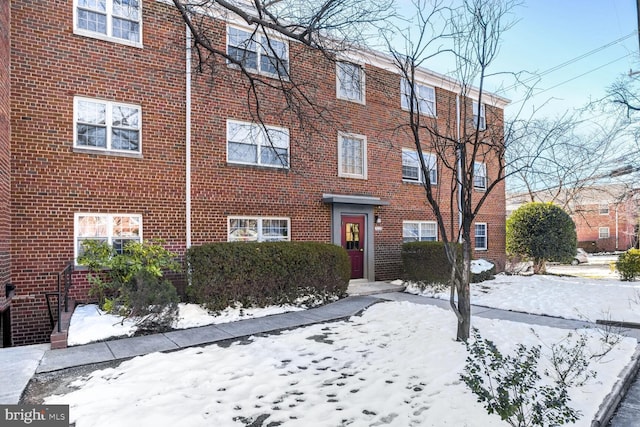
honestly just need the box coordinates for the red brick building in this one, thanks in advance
[3,1,508,346]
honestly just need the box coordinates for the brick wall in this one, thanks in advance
[9,0,506,345]
[575,200,638,252]
[10,0,186,344]
[0,0,11,319]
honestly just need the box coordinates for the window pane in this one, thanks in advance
[77,124,107,148]
[113,0,140,20]
[229,218,258,241]
[420,223,437,241]
[228,142,258,163]
[228,46,258,70]
[403,223,419,242]
[78,101,106,125]
[112,105,139,128]
[111,129,139,150]
[113,216,140,238]
[260,146,288,167]
[338,62,362,101]
[262,219,288,241]
[341,137,363,175]
[402,151,419,181]
[78,0,106,11]
[77,9,107,34]
[78,215,108,237]
[112,18,139,42]
[400,79,411,110]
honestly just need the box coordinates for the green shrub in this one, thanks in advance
[507,202,576,274]
[617,249,640,281]
[461,329,582,427]
[78,240,182,331]
[186,241,350,312]
[402,241,462,284]
[471,266,496,283]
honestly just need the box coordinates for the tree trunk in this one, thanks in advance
[533,258,546,274]
[456,280,471,341]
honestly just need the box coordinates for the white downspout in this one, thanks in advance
[615,205,619,250]
[185,24,192,249]
[456,95,462,236]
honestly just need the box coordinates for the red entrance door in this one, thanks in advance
[342,215,365,279]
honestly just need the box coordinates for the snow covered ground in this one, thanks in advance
[68,303,304,346]
[55,267,640,426]
[407,273,640,324]
[47,301,637,427]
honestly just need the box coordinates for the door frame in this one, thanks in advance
[328,203,375,282]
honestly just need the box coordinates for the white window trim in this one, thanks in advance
[475,222,488,250]
[226,120,290,169]
[227,216,291,242]
[73,0,143,48]
[402,148,437,185]
[74,96,142,155]
[473,161,487,190]
[74,212,143,263]
[338,132,368,180]
[599,204,609,215]
[401,78,436,117]
[336,61,366,104]
[402,221,438,242]
[599,227,610,239]
[226,25,289,78]
[473,101,486,131]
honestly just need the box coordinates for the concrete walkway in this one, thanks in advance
[2,287,640,426]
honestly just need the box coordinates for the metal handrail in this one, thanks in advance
[46,262,74,332]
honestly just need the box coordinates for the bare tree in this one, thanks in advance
[171,0,395,152]
[386,0,519,341]
[171,0,519,342]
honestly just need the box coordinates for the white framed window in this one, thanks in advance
[74,0,142,47]
[74,97,141,154]
[475,223,487,250]
[338,132,367,179]
[337,62,365,103]
[227,26,289,78]
[401,78,436,116]
[403,221,438,243]
[227,120,290,168]
[473,101,486,130]
[74,213,142,261]
[228,217,290,242]
[402,149,437,184]
[599,227,610,239]
[599,204,609,215]
[473,162,487,190]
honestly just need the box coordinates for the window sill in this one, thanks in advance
[226,63,290,82]
[403,179,437,186]
[74,147,143,159]
[226,161,290,171]
[337,95,366,106]
[74,29,143,49]
[338,173,368,180]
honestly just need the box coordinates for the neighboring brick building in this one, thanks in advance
[5,1,508,346]
[1,0,11,347]
[507,184,640,253]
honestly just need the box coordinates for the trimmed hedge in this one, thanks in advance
[186,241,350,311]
[402,241,462,284]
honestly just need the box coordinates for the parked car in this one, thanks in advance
[571,248,589,265]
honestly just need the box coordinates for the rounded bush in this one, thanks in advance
[506,202,576,273]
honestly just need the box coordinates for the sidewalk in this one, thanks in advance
[2,290,640,411]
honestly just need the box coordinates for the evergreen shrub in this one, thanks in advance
[186,241,350,312]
